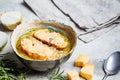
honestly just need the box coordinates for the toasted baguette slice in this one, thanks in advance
[33,29,68,50]
[0,11,22,30]
[20,36,55,60]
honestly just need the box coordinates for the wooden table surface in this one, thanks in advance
[0,0,120,80]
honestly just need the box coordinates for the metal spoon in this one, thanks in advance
[102,51,120,80]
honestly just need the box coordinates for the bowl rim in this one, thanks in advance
[10,20,77,61]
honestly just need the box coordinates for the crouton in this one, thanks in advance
[67,70,81,80]
[75,54,90,67]
[80,64,94,80]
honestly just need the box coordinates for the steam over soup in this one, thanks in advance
[16,28,71,60]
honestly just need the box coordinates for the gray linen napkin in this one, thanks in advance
[24,0,120,43]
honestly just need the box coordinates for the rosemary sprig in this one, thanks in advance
[0,68,15,80]
[50,67,67,80]
[0,60,26,80]
[0,60,16,80]
[18,73,26,80]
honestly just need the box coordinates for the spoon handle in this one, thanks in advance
[102,74,108,80]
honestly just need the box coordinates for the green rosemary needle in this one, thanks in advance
[0,60,26,80]
[50,67,67,80]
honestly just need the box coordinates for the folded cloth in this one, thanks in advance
[24,0,120,43]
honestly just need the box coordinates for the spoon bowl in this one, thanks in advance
[102,51,120,80]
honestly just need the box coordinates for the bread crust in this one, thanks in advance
[20,37,56,60]
[0,11,22,30]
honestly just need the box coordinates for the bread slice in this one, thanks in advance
[20,36,56,60]
[33,29,68,50]
[0,11,22,30]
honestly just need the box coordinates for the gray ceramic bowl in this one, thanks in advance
[11,20,76,72]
